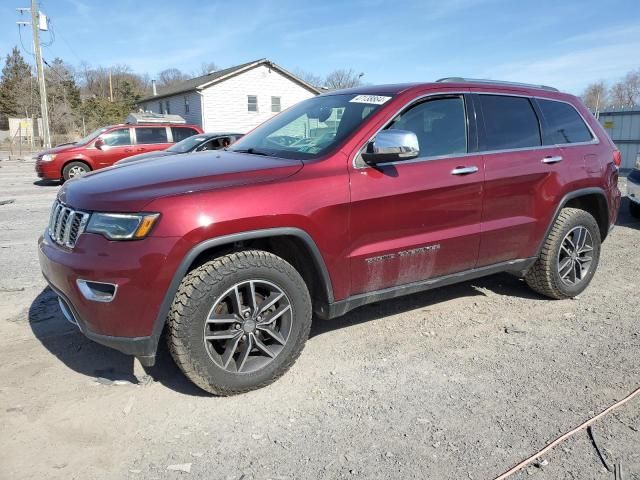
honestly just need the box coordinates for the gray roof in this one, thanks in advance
[140,59,320,102]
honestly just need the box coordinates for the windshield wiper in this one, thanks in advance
[230,148,272,156]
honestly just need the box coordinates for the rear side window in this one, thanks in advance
[136,127,168,144]
[388,96,467,157]
[537,99,593,144]
[479,95,541,150]
[101,128,131,146]
[172,127,198,142]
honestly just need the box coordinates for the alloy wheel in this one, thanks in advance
[203,280,293,373]
[68,165,87,178]
[557,226,593,286]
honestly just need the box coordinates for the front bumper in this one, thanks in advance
[628,170,640,205]
[35,160,60,180]
[38,231,182,365]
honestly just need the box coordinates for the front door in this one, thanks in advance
[348,94,484,295]
[92,127,134,167]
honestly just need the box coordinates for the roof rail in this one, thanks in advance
[435,77,559,92]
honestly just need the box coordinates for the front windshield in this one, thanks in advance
[168,135,208,153]
[229,93,393,159]
[76,127,109,145]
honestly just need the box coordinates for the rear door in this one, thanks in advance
[133,126,172,155]
[348,94,485,294]
[473,92,565,266]
[92,127,134,167]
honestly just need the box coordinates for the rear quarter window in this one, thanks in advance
[537,99,593,144]
[136,127,168,144]
[478,95,541,150]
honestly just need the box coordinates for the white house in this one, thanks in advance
[139,59,319,133]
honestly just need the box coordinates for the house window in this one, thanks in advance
[159,101,164,114]
[271,96,281,113]
[184,96,190,113]
[165,100,171,115]
[248,95,258,112]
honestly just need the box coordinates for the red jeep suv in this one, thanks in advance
[38,79,621,395]
[35,123,203,181]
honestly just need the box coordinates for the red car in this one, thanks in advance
[35,123,203,181]
[39,79,621,395]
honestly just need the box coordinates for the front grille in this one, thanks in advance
[48,200,90,248]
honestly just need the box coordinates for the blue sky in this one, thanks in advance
[1,0,639,94]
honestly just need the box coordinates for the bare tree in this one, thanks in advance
[609,70,640,108]
[293,68,323,88]
[324,68,364,90]
[198,61,220,76]
[157,68,191,88]
[582,81,608,113]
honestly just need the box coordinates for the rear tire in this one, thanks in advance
[630,201,640,218]
[167,250,312,396]
[525,208,601,299]
[62,161,91,181]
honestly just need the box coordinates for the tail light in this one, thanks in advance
[613,150,622,168]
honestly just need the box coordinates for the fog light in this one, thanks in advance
[76,279,118,302]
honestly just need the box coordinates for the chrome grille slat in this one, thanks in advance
[47,201,89,248]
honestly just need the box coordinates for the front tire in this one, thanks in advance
[167,250,312,395]
[525,208,601,299]
[62,161,91,181]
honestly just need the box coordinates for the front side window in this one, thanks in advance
[537,99,593,144]
[479,95,541,150]
[248,95,258,112]
[387,96,467,157]
[101,128,131,147]
[136,127,168,144]
[271,96,281,113]
[230,93,390,159]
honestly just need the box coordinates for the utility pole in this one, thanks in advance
[17,1,51,148]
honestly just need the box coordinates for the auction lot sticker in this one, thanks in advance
[350,95,392,105]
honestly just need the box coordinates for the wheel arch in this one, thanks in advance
[148,228,334,353]
[536,187,610,258]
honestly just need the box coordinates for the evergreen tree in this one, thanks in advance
[0,46,35,127]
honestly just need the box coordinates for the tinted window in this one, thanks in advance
[136,127,168,144]
[388,96,467,157]
[537,99,593,144]
[101,128,131,146]
[172,127,198,142]
[479,95,541,150]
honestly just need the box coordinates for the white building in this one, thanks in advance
[139,59,319,133]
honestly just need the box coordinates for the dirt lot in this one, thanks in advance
[0,155,638,480]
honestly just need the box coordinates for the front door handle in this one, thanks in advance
[542,155,563,164]
[451,166,479,175]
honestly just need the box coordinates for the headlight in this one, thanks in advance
[86,212,160,240]
[41,154,56,162]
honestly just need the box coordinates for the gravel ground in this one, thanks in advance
[0,155,638,480]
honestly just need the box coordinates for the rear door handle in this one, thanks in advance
[542,155,563,164]
[451,166,479,175]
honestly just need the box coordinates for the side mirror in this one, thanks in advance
[361,130,419,165]
[95,138,105,150]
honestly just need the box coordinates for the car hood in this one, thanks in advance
[58,151,304,211]
[37,142,84,156]
[116,150,174,165]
